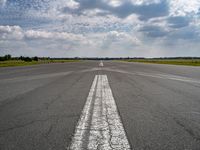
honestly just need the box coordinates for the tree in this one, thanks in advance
[0,54,12,61]
[33,56,39,61]
[4,54,12,60]
[23,57,32,62]
[19,56,32,62]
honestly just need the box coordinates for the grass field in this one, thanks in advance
[123,59,200,66]
[0,60,80,67]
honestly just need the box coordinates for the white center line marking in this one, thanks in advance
[99,61,104,67]
[69,75,131,150]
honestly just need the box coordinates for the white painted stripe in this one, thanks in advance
[99,61,104,67]
[69,75,98,149]
[69,75,131,150]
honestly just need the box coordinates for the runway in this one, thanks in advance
[0,61,200,150]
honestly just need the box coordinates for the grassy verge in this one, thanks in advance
[123,59,200,66]
[0,60,80,67]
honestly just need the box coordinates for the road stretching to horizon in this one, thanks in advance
[0,61,200,150]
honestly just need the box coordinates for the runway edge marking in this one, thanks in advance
[68,75,131,150]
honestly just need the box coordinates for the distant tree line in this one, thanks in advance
[0,54,41,62]
[1,54,200,61]
[0,54,12,61]
[19,56,39,62]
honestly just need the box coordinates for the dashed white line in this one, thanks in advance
[69,75,131,150]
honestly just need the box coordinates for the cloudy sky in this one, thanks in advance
[0,0,200,57]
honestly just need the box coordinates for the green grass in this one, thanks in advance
[123,59,200,66]
[0,60,80,67]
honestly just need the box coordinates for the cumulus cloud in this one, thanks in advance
[0,25,144,57]
[169,0,200,16]
[25,30,86,42]
[130,0,161,5]
[65,0,80,9]
[104,0,123,7]
[0,25,140,46]
[0,25,24,40]
[0,0,200,57]
[0,25,86,41]
[73,0,169,20]
[102,31,141,48]
[0,0,6,7]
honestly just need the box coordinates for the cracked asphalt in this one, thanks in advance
[0,61,200,150]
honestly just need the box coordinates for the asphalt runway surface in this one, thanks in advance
[0,61,200,150]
